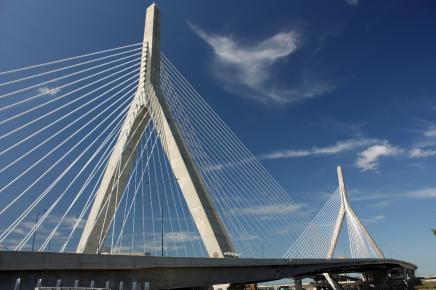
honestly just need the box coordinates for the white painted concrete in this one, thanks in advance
[78,4,234,257]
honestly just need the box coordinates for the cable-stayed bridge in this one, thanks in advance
[0,4,416,290]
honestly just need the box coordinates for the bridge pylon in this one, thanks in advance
[77,3,235,257]
[286,166,384,260]
[327,166,384,259]
[322,166,385,290]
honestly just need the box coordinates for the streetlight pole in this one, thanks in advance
[261,237,264,258]
[161,186,164,257]
[160,177,178,257]
[31,209,47,252]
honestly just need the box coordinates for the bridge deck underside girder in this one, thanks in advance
[0,251,416,290]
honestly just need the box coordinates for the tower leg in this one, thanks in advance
[323,274,344,290]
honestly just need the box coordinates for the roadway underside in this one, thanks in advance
[0,251,416,290]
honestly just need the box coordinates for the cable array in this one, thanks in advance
[160,54,311,258]
[1,43,380,260]
[284,188,343,258]
[284,187,383,259]
[0,42,146,251]
[0,43,205,256]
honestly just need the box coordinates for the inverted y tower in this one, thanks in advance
[327,166,384,259]
[321,166,385,290]
[77,4,235,257]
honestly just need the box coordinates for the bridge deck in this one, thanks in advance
[0,251,416,290]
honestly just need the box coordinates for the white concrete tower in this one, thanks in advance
[323,166,384,290]
[77,3,235,257]
[337,166,384,258]
[325,166,347,258]
[326,166,384,259]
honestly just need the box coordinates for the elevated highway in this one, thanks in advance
[0,251,416,290]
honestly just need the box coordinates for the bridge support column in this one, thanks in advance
[294,279,303,290]
[322,273,344,290]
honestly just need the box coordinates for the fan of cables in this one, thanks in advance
[0,42,318,258]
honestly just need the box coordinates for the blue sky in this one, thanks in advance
[0,0,435,275]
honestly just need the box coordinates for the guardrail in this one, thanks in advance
[35,288,110,290]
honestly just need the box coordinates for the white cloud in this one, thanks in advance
[355,143,402,172]
[352,187,436,209]
[114,241,186,255]
[363,215,384,223]
[409,147,436,158]
[236,233,257,241]
[424,125,436,138]
[7,215,84,241]
[165,231,201,243]
[406,124,436,158]
[259,138,377,160]
[346,0,359,5]
[37,86,61,96]
[190,23,334,104]
[190,23,297,86]
[202,157,255,173]
[405,187,436,199]
[369,200,392,208]
[203,163,226,172]
[237,203,303,217]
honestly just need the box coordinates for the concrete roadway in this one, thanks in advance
[0,251,417,290]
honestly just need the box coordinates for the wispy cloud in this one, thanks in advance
[260,132,434,170]
[236,203,303,217]
[346,0,359,6]
[202,157,256,173]
[355,142,402,172]
[259,138,377,160]
[165,231,201,243]
[351,186,436,208]
[37,86,61,96]
[405,187,436,199]
[363,215,385,223]
[0,214,86,251]
[424,125,436,137]
[409,147,436,158]
[190,23,334,104]
[406,124,436,158]
[113,240,187,255]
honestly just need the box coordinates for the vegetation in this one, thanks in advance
[416,280,436,289]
